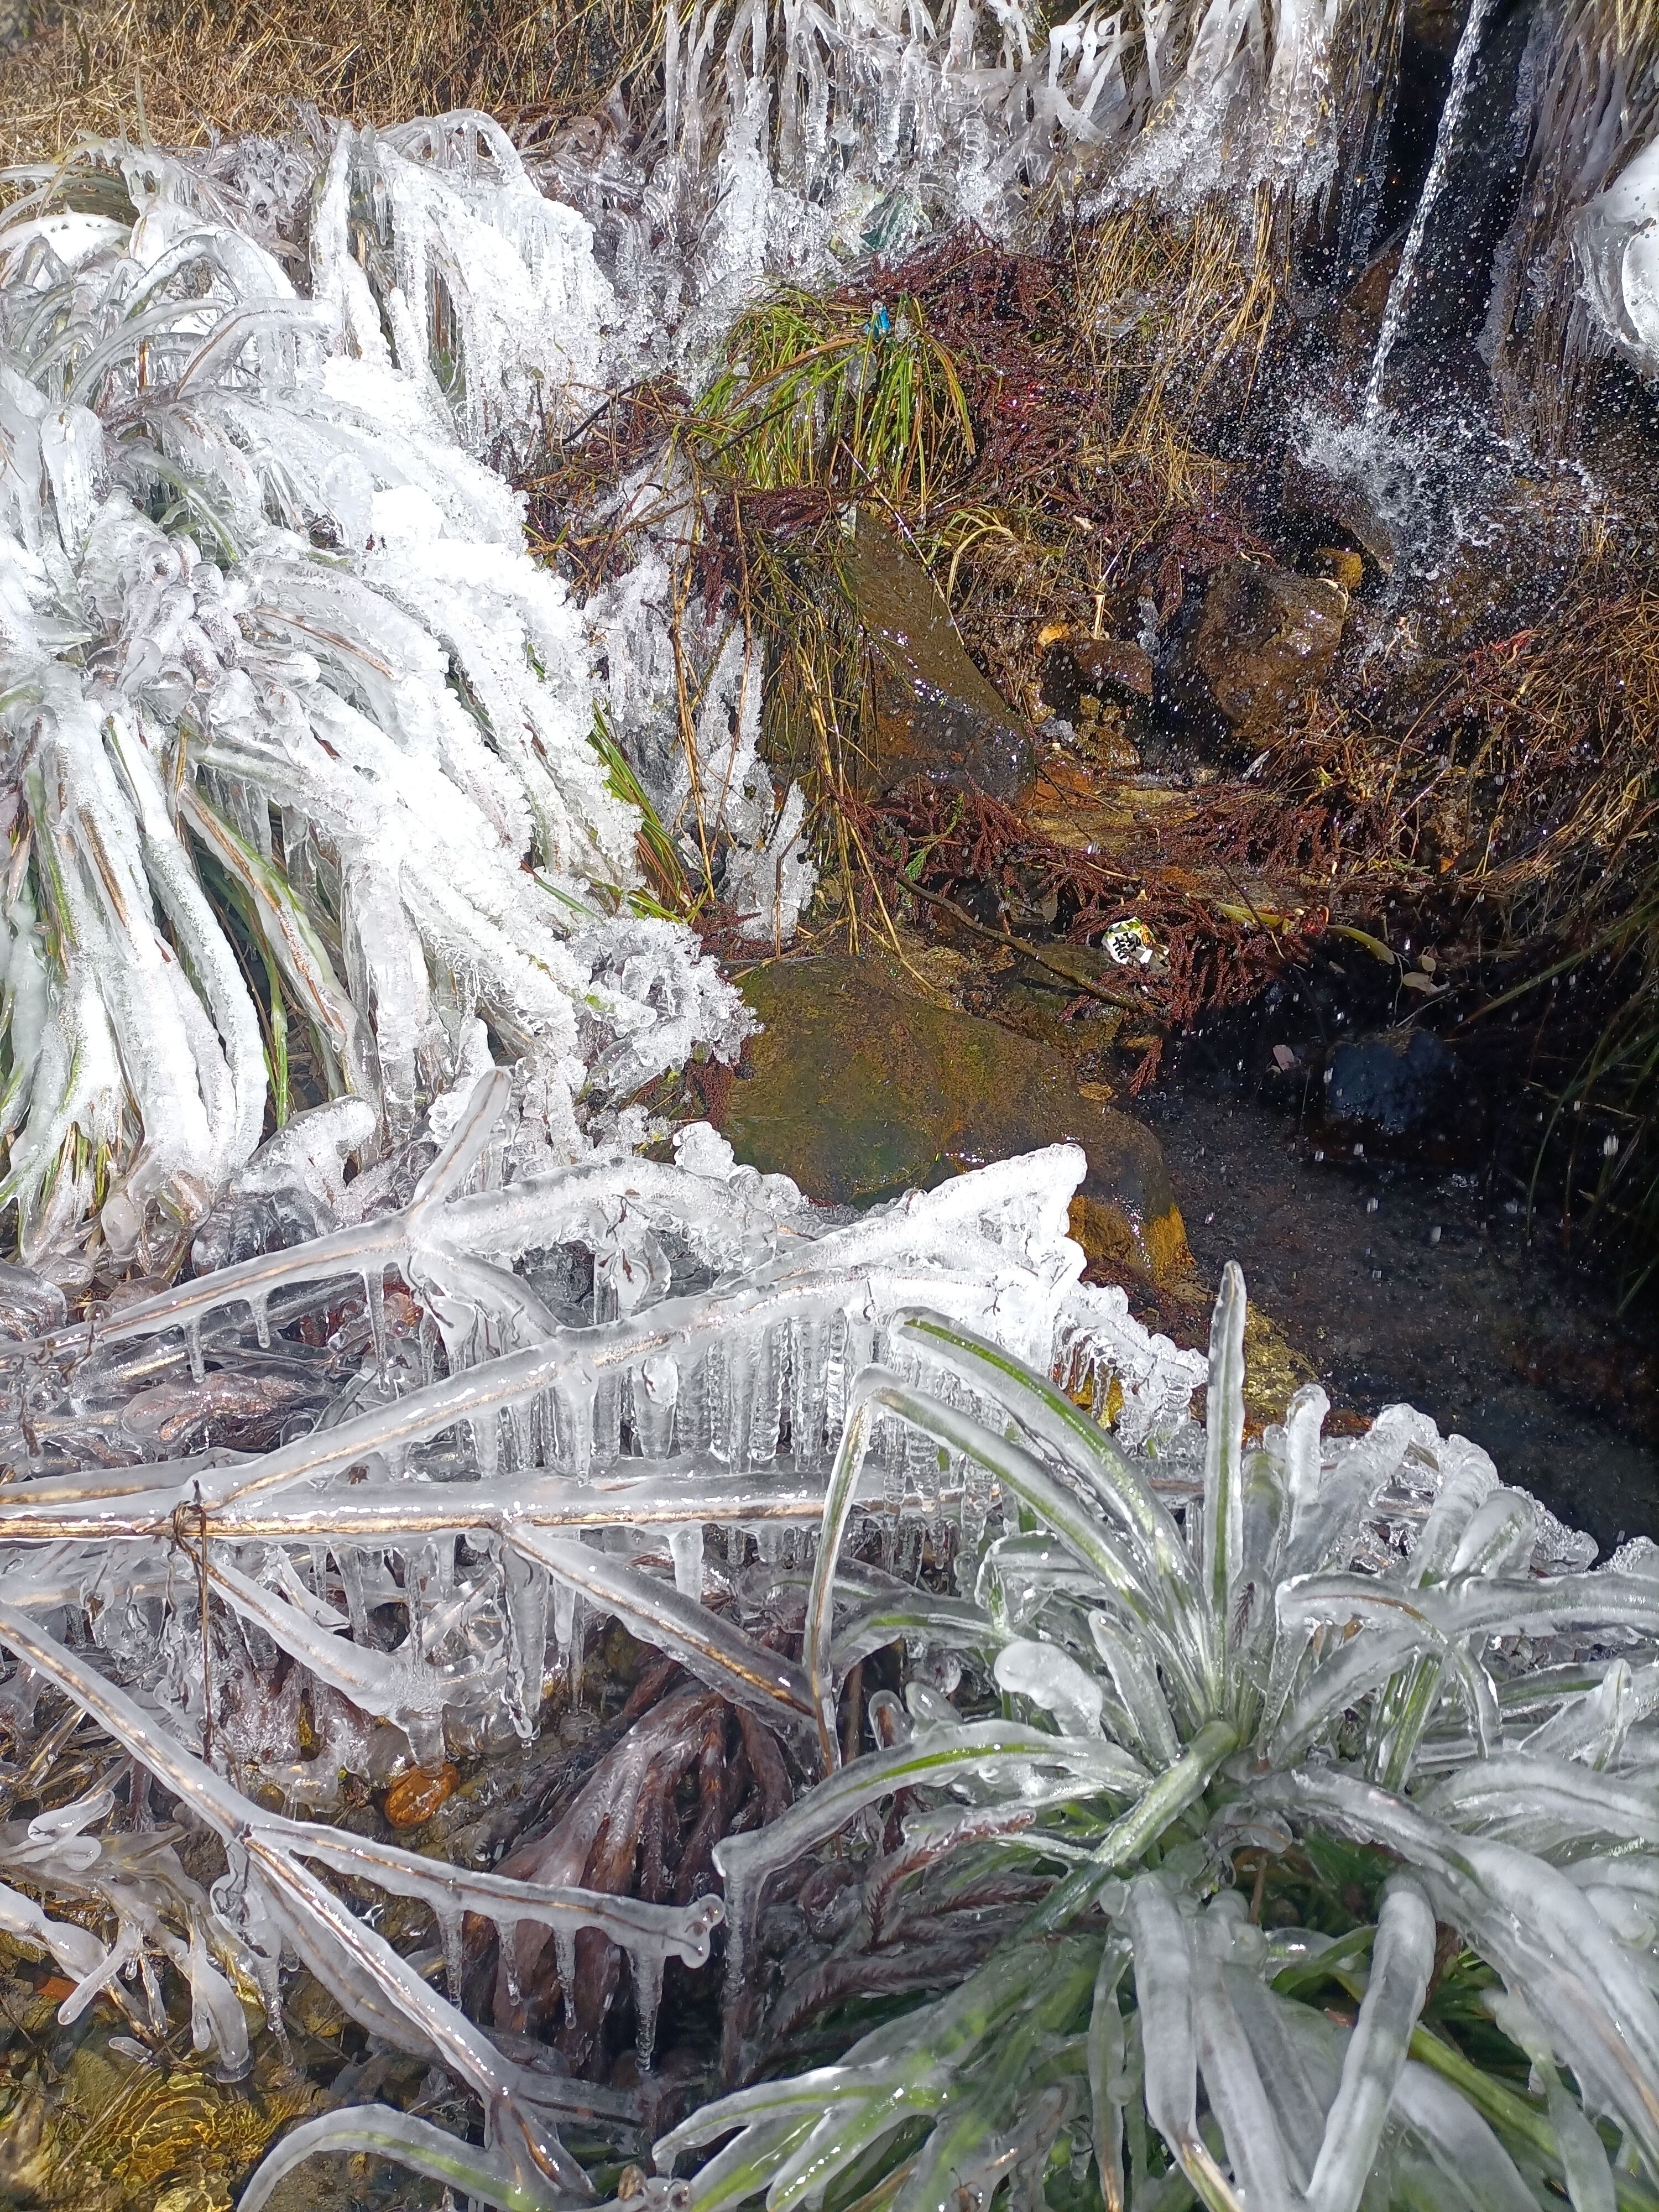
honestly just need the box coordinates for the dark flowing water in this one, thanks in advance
[1142,1071,1659,1554]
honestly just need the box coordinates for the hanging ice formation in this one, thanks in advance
[0,125,755,1271]
[0,1074,1627,2210]
[586,570,819,942]
[0,1075,1200,2185]
[526,0,1386,377]
[1575,132,1659,381]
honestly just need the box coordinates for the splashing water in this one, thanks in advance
[1361,0,1494,424]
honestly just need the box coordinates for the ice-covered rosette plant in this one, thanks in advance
[655,1267,1659,2211]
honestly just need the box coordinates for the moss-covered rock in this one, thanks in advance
[718,954,1192,1285]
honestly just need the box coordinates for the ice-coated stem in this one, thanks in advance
[1028,1718,1237,1934]
[506,1527,818,1737]
[238,2106,588,2212]
[1306,1876,1435,2212]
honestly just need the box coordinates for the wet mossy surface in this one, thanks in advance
[719,953,1192,1284]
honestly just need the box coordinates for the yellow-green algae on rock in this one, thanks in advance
[718,954,1193,1285]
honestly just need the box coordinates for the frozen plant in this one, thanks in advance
[4,1089,1653,2205]
[0,1092,1192,2205]
[0,131,749,1269]
[653,1269,1659,2210]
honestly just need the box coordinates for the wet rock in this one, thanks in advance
[1039,627,1154,714]
[1333,246,1404,370]
[1406,0,1471,53]
[847,520,1035,801]
[1037,628,1152,771]
[718,956,1191,1284]
[1319,1026,1468,1161]
[1411,472,1588,658]
[1280,451,1396,576]
[1313,546,1366,594]
[1167,557,1349,740]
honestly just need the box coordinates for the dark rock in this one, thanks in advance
[718,956,1192,1284]
[1040,630,1154,706]
[1167,558,1349,740]
[1406,0,1472,56]
[1332,248,1404,378]
[1281,451,1396,576]
[847,520,1035,802]
[1319,1027,1468,1161]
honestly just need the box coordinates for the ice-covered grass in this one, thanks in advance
[659,1274,1659,2212]
[0,1085,1195,2204]
[0,1091,1653,2208]
[0,124,752,1271]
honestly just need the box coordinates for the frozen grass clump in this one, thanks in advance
[0,1101,1192,2205]
[0,131,749,1270]
[0,1094,1654,2207]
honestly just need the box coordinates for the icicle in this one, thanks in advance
[437,1900,465,2003]
[503,1547,550,1736]
[184,1320,205,1384]
[249,1290,271,1351]
[593,1372,622,1465]
[750,1323,786,1465]
[824,1313,851,1441]
[717,1864,750,2017]
[669,1524,706,1601]
[553,1375,596,1479]
[632,1944,665,2072]
[791,1313,829,1469]
[472,1408,499,1480]
[364,1267,388,1378]
[727,1331,758,1468]
[635,1354,679,1460]
[499,1919,523,2005]
[552,1579,581,1690]
[554,1926,578,2025]
[705,1338,730,1462]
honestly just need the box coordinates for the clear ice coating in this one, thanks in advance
[654,1267,1659,2211]
[0,1077,1213,2201]
[3,2,1648,1271]
[0,7,1656,2203]
[0,1079,1650,2208]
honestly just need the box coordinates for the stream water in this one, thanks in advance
[1360,0,1492,423]
[1144,1065,1659,1555]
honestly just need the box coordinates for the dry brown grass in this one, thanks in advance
[0,0,662,168]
